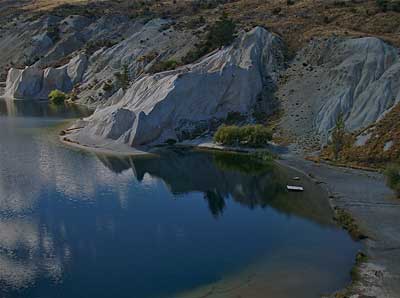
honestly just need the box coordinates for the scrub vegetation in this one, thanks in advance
[4,0,400,53]
[384,164,400,197]
[214,124,272,147]
[48,90,67,105]
[321,103,400,168]
[333,206,367,240]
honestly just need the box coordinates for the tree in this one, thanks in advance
[385,164,400,197]
[331,113,346,160]
[115,64,130,90]
[206,12,236,49]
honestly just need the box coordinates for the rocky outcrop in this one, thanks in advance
[77,18,197,106]
[67,27,285,146]
[5,54,88,100]
[2,16,196,102]
[278,36,400,149]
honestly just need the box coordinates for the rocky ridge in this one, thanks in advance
[66,27,285,147]
[2,15,196,103]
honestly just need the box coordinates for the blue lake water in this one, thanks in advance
[0,99,359,298]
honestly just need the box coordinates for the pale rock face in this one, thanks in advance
[77,18,197,106]
[5,54,88,100]
[72,27,285,146]
[5,67,43,99]
[67,54,88,85]
[279,36,400,148]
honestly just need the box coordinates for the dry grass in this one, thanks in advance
[2,0,400,52]
[22,0,89,11]
[321,103,400,168]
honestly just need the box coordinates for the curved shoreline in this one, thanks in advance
[278,155,400,298]
[59,136,154,158]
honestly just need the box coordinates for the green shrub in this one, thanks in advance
[214,124,272,147]
[149,59,179,73]
[48,90,67,105]
[114,64,130,90]
[206,12,236,49]
[384,164,400,197]
[181,13,236,65]
[331,113,347,160]
[102,81,113,92]
[376,0,400,12]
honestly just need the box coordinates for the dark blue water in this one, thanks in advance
[0,99,359,298]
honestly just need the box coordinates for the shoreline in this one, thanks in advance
[278,154,400,298]
[59,136,154,158]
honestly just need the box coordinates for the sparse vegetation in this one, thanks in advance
[102,81,113,92]
[384,164,400,196]
[149,59,179,73]
[321,103,400,168]
[331,113,347,160]
[333,207,367,240]
[214,124,272,147]
[48,90,67,105]
[376,0,400,12]
[114,64,131,90]
[350,251,368,281]
[182,12,236,64]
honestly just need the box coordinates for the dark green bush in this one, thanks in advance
[384,164,400,197]
[102,82,113,92]
[114,64,130,90]
[182,13,236,65]
[376,0,400,12]
[214,124,272,147]
[48,90,67,105]
[331,113,347,160]
[206,12,236,49]
[149,59,179,73]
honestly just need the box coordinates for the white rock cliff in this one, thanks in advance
[68,27,285,147]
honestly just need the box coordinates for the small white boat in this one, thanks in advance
[287,185,304,192]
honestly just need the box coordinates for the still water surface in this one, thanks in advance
[0,99,359,298]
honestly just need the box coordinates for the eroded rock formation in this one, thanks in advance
[67,27,285,146]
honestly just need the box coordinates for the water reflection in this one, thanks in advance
[0,98,91,118]
[0,107,358,298]
[96,149,334,225]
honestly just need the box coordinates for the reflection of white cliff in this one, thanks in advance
[0,218,69,289]
[0,122,141,290]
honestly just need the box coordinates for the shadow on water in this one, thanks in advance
[0,98,91,118]
[96,148,335,226]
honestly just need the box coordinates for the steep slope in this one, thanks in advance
[277,36,400,152]
[65,27,285,147]
[3,16,196,101]
[320,102,400,166]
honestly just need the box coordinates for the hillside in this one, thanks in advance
[2,0,400,51]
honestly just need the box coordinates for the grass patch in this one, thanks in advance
[350,251,369,281]
[48,90,67,105]
[321,103,400,168]
[333,207,367,240]
[149,59,180,73]
[214,124,272,148]
[384,163,400,197]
